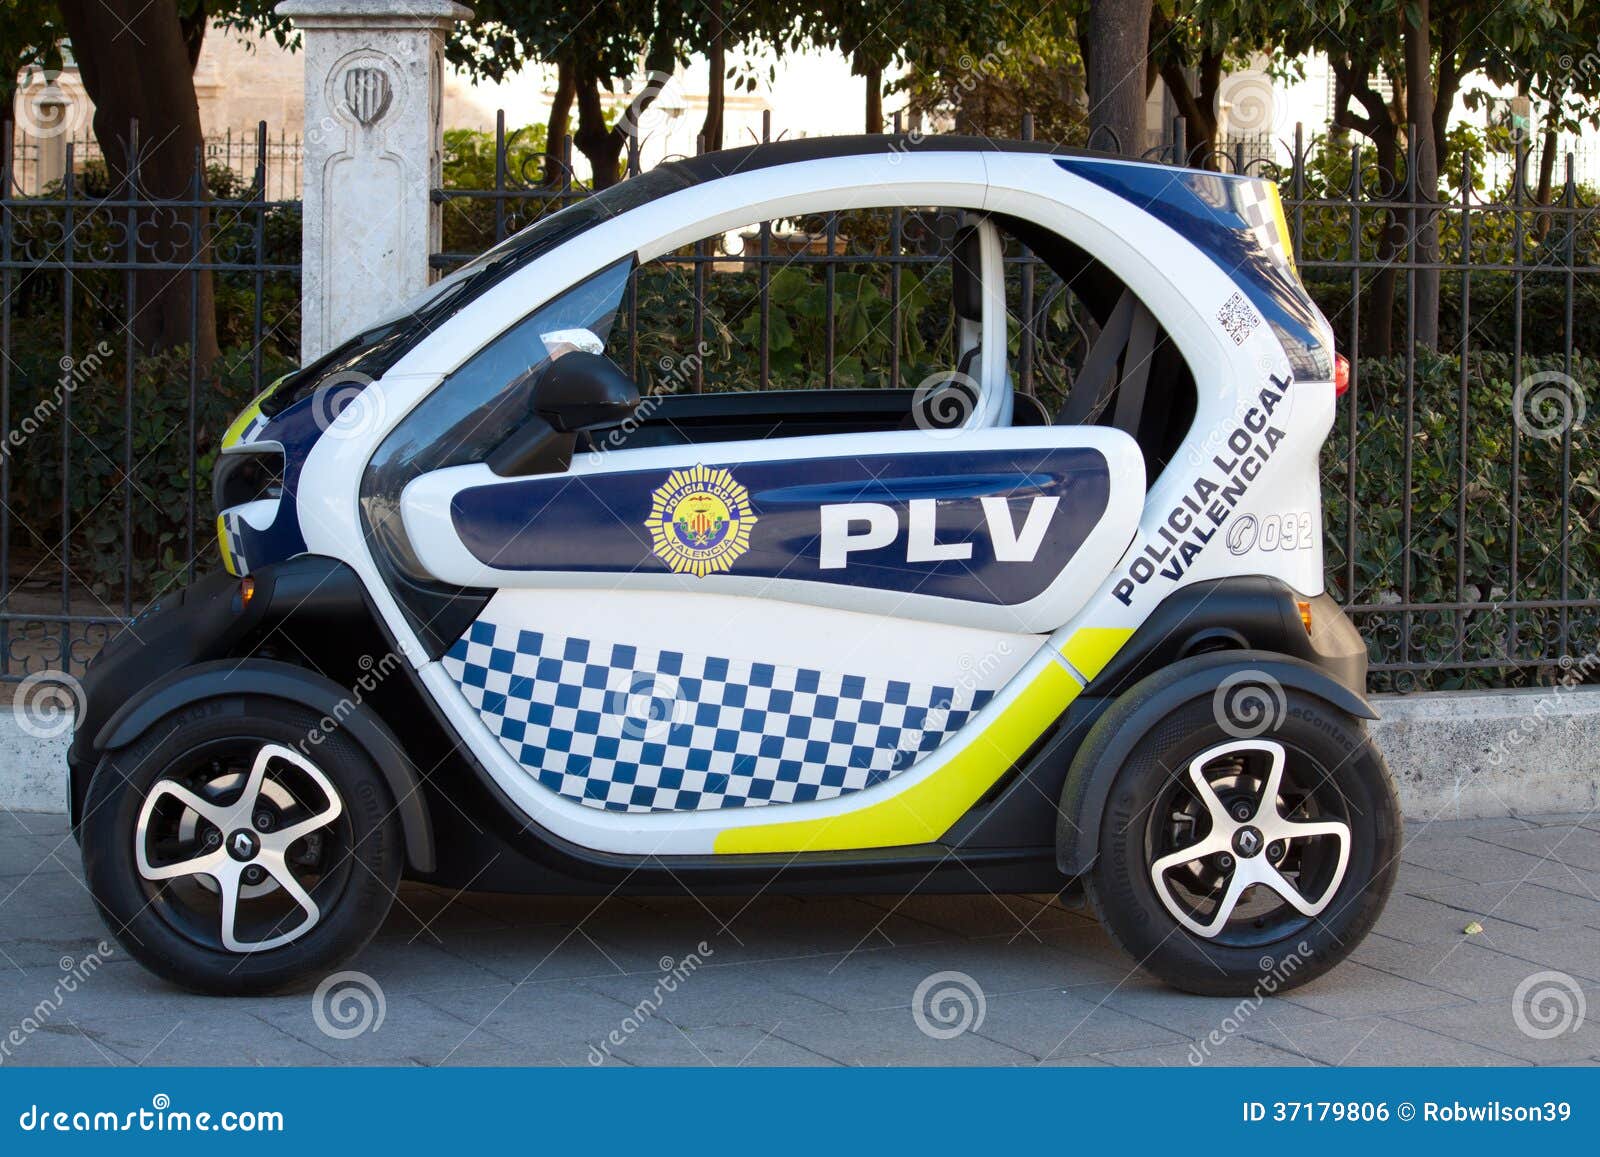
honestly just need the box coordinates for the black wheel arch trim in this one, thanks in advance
[94,658,436,874]
[1054,648,1375,877]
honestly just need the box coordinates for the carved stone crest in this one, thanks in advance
[343,66,393,127]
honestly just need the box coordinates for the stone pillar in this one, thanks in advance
[276,0,471,362]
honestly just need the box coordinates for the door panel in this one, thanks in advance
[410,425,1143,819]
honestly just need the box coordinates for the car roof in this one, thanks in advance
[662,133,1173,184]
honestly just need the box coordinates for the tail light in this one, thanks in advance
[1334,353,1350,398]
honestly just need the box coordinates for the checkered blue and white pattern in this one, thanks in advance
[442,620,996,813]
[219,510,250,576]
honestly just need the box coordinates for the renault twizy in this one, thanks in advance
[71,135,1398,996]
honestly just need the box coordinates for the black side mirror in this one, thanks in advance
[534,351,640,432]
[488,352,641,478]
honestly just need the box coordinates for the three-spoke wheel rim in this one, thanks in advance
[1147,739,1352,946]
[135,741,349,953]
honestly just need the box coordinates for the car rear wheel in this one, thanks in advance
[81,698,402,994]
[1086,688,1399,996]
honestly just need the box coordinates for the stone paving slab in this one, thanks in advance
[2,815,1599,1067]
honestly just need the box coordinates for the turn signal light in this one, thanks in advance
[239,577,256,608]
[1334,353,1350,398]
[1296,599,1313,634]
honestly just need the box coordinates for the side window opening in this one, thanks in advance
[997,214,1198,485]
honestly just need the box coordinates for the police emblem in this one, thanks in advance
[645,464,757,577]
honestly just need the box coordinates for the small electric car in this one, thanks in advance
[71,135,1398,996]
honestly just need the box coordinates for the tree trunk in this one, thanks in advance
[573,65,624,189]
[864,62,884,133]
[701,0,725,151]
[1369,124,1402,358]
[1405,0,1440,351]
[57,0,218,369]
[1534,123,1559,242]
[542,58,576,186]
[1081,0,1153,155]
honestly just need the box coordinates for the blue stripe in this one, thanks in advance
[450,447,1110,606]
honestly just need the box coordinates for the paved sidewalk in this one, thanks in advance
[1,810,1598,1067]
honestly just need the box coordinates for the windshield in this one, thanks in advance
[262,165,699,418]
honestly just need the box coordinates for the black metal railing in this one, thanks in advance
[2,109,1595,691]
[0,120,301,681]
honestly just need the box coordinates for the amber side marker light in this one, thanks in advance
[1296,599,1313,634]
[1334,353,1351,398]
[239,577,256,608]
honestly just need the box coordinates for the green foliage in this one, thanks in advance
[0,168,300,599]
[1324,351,1600,690]
[438,124,563,256]
[619,259,953,393]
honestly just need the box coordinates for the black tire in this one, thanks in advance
[1086,686,1399,996]
[81,696,403,995]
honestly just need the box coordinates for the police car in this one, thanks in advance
[71,135,1398,996]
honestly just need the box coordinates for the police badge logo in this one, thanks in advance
[645,465,757,577]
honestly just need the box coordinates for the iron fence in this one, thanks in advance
[0,120,301,682]
[1,110,1596,690]
[9,125,305,201]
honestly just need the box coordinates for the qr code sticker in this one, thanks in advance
[1217,291,1260,345]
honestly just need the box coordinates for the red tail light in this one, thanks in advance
[1334,353,1350,397]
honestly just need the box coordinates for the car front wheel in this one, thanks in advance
[1087,687,1399,996]
[81,698,402,994]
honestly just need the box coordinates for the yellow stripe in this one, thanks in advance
[221,373,288,449]
[1265,184,1298,277]
[216,514,239,577]
[713,661,1080,854]
[1059,625,1134,683]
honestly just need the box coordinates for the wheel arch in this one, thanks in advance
[94,659,436,874]
[1054,649,1375,877]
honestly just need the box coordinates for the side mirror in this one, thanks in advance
[534,351,640,433]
